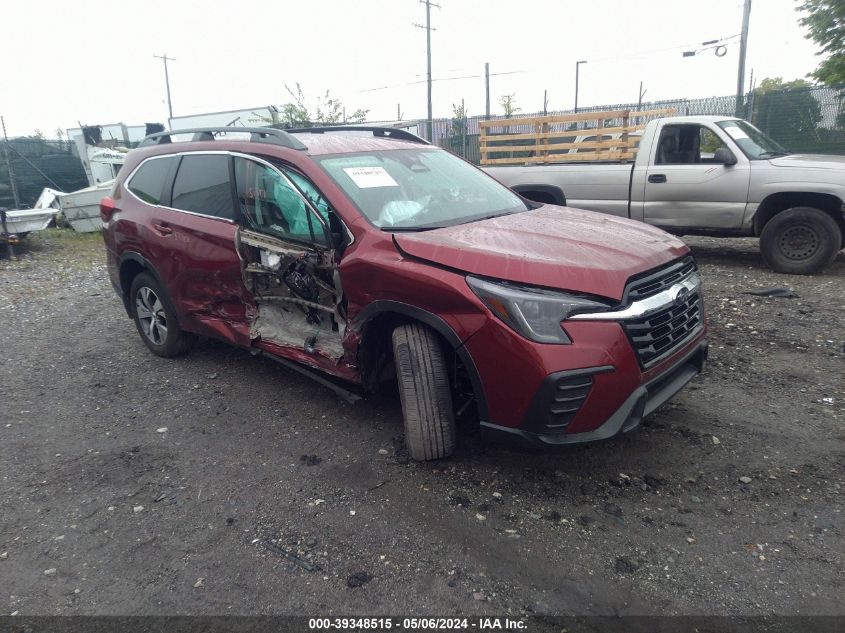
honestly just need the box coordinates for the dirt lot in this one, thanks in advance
[0,230,843,616]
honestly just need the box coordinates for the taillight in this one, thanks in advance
[100,196,118,223]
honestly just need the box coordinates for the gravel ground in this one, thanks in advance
[0,230,843,616]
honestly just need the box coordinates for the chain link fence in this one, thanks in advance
[3,84,844,208]
[1,138,88,209]
[433,83,845,164]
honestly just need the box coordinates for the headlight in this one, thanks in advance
[466,275,610,344]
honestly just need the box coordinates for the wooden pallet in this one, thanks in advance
[479,108,675,166]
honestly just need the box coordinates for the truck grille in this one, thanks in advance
[622,289,703,367]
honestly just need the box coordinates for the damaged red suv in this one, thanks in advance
[102,126,707,460]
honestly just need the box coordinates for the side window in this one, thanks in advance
[234,157,327,245]
[127,156,176,205]
[699,127,728,163]
[284,169,332,225]
[171,155,236,220]
[656,125,726,165]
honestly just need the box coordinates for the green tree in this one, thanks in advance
[499,94,520,118]
[280,83,311,126]
[449,102,467,138]
[264,84,370,126]
[798,0,845,85]
[751,77,823,149]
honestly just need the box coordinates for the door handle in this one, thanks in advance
[152,222,173,235]
[648,174,667,184]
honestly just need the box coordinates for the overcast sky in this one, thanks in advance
[0,0,823,137]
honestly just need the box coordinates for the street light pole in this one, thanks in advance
[154,54,175,120]
[574,60,587,113]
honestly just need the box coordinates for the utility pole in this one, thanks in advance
[637,81,647,111]
[735,0,752,117]
[574,60,587,113]
[1,116,21,210]
[154,54,175,120]
[414,1,439,141]
[485,62,490,120]
[1,116,18,257]
[543,89,548,116]
[461,98,467,158]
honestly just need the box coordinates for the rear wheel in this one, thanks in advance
[129,272,192,357]
[759,207,841,274]
[392,323,456,461]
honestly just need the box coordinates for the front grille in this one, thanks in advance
[622,290,703,367]
[627,256,696,301]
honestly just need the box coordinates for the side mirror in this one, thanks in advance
[714,147,738,166]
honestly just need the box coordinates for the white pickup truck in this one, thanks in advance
[484,115,845,274]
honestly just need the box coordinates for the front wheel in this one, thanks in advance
[392,323,456,461]
[759,207,842,275]
[129,272,193,357]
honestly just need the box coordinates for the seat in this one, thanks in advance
[676,132,701,164]
[657,135,679,164]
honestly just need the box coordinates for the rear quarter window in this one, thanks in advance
[171,154,236,220]
[126,156,176,205]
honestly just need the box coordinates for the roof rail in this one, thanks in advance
[138,127,307,150]
[286,126,430,145]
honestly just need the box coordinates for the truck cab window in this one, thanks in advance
[656,125,726,165]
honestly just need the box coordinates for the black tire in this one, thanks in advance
[391,323,456,461]
[129,272,192,357]
[759,207,842,275]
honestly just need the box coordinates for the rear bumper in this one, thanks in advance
[479,338,708,448]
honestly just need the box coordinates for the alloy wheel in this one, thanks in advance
[135,286,168,345]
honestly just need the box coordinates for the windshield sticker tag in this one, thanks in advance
[724,126,749,140]
[343,166,398,188]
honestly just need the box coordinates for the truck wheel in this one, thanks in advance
[759,207,841,275]
[392,323,456,461]
[130,272,193,357]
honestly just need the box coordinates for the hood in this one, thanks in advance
[769,154,845,170]
[393,205,688,300]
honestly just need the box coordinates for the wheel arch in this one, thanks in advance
[118,252,167,318]
[352,301,489,422]
[753,192,845,238]
[511,184,567,206]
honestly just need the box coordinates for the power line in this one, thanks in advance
[359,69,527,93]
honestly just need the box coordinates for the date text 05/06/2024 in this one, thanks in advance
[308,617,527,630]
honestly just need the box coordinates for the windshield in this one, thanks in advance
[717,120,789,159]
[317,148,529,230]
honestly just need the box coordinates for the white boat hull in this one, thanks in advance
[59,182,112,233]
[2,209,56,235]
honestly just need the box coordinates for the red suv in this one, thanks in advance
[102,126,707,460]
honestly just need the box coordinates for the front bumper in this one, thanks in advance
[469,323,708,448]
